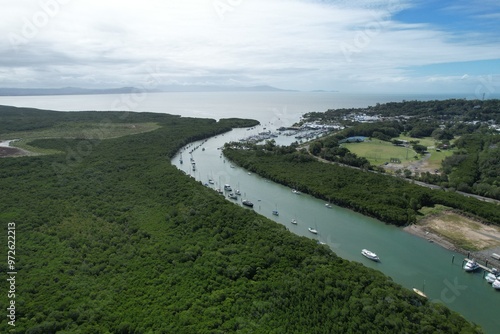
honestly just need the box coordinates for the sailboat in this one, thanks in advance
[272,204,279,216]
[325,197,332,208]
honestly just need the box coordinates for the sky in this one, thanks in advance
[0,0,499,94]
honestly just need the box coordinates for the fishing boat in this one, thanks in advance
[463,259,480,272]
[308,227,318,234]
[361,249,380,261]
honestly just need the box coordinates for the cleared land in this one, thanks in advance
[1,122,160,156]
[407,205,500,253]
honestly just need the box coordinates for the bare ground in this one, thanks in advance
[405,211,500,266]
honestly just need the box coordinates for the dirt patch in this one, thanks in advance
[0,146,25,158]
[405,211,500,264]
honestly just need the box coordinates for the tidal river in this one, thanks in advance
[172,125,499,334]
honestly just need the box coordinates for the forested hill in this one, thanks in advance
[0,107,481,333]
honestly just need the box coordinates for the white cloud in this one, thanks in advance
[0,0,499,92]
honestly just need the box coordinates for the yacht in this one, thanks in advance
[492,279,500,290]
[361,249,380,262]
[223,184,232,191]
[308,227,318,234]
[463,259,480,272]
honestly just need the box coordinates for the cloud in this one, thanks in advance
[0,0,499,92]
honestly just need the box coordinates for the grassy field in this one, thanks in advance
[343,136,454,169]
[342,139,417,165]
[2,122,161,155]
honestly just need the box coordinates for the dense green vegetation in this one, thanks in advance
[0,106,482,333]
[223,144,500,227]
[300,99,500,199]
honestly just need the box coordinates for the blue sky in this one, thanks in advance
[0,0,499,94]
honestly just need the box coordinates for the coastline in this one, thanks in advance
[403,223,500,269]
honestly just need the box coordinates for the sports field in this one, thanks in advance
[342,139,417,165]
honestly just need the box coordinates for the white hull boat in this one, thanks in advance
[463,259,480,272]
[308,227,318,234]
[361,249,380,261]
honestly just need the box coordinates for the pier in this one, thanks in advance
[460,258,497,273]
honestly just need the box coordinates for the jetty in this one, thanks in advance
[461,257,496,273]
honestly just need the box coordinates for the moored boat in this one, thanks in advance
[413,288,427,298]
[492,279,500,290]
[485,273,498,284]
[361,249,380,261]
[463,259,480,272]
[242,200,254,208]
[291,219,297,225]
[272,210,279,216]
[308,227,318,234]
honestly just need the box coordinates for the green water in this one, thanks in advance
[173,127,499,333]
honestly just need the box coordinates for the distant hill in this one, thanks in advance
[0,85,295,96]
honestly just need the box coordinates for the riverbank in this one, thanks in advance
[0,139,33,157]
[404,210,500,268]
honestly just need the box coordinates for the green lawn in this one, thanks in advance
[342,140,417,165]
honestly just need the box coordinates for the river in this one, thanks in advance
[172,126,499,334]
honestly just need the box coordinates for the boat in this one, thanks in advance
[463,259,480,272]
[292,189,301,195]
[272,210,279,216]
[485,272,498,284]
[361,249,380,261]
[492,279,500,290]
[291,219,297,225]
[208,179,215,185]
[223,184,232,191]
[325,203,332,208]
[235,189,241,196]
[228,193,237,200]
[413,288,427,298]
[308,227,318,234]
[242,200,254,208]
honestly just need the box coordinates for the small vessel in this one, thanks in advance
[413,288,427,298]
[485,272,498,284]
[463,259,480,272]
[325,203,332,208]
[223,184,232,191]
[235,189,241,196]
[208,179,215,185]
[291,219,297,225]
[272,210,279,216]
[361,249,380,262]
[308,227,318,234]
[242,200,254,208]
[292,189,301,195]
[492,279,500,290]
[228,193,238,200]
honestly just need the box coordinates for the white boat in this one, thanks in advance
[492,279,500,290]
[325,203,332,208]
[235,189,241,195]
[361,249,380,261]
[292,189,301,194]
[228,193,237,200]
[208,179,214,184]
[485,273,498,284]
[223,184,232,191]
[413,288,427,298]
[463,259,480,272]
[291,219,297,225]
[272,210,279,216]
[308,227,318,234]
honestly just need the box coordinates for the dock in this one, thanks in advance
[462,258,496,273]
